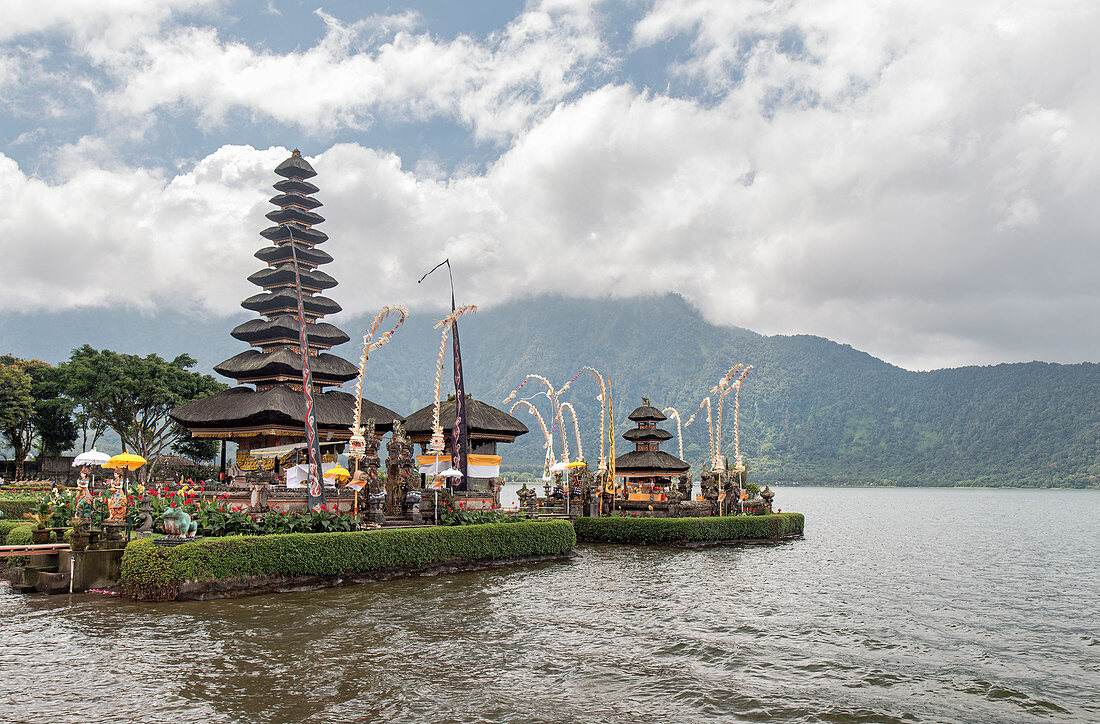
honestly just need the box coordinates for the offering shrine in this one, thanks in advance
[171,150,400,479]
[403,394,528,506]
[614,398,690,506]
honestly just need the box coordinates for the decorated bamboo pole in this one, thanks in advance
[503,374,570,462]
[662,407,685,461]
[349,306,408,472]
[732,365,753,472]
[509,400,556,467]
[685,397,717,470]
[562,366,608,472]
[428,305,477,455]
[560,402,584,463]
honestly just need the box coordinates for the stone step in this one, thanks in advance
[10,583,37,594]
[35,571,71,595]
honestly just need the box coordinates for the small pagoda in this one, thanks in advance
[614,397,689,502]
[403,394,528,506]
[171,150,400,478]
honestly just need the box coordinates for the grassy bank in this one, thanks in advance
[574,513,804,545]
[121,520,576,601]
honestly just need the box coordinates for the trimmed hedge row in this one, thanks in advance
[4,523,35,546]
[121,520,576,601]
[0,520,28,539]
[0,499,39,521]
[573,513,804,545]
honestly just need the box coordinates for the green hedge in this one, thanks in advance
[0,520,27,539]
[573,513,804,545]
[121,520,576,601]
[0,499,39,521]
[5,523,35,546]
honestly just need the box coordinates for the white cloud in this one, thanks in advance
[81,2,607,141]
[1,0,1099,370]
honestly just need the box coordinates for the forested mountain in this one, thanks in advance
[3,294,1098,487]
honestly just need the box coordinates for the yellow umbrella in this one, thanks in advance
[324,464,351,482]
[565,461,586,468]
[104,452,147,470]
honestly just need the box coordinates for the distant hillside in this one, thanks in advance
[3,294,1098,487]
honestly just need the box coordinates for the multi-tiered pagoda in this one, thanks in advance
[171,150,400,477]
[614,398,689,500]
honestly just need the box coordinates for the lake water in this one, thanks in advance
[2,487,1098,723]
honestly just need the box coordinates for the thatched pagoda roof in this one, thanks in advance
[623,427,673,442]
[255,242,331,267]
[614,449,690,475]
[403,397,528,442]
[171,387,399,437]
[231,316,350,348]
[215,348,358,385]
[274,149,317,179]
[628,399,667,422]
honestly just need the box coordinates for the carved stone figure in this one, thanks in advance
[162,506,198,538]
[249,482,271,512]
[700,469,720,515]
[386,421,417,515]
[760,485,775,512]
[516,483,535,510]
[677,472,692,501]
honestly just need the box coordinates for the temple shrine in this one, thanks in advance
[403,394,528,508]
[171,150,400,478]
[614,398,690,504]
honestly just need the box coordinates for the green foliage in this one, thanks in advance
[0,520,27,538]
[573,513,805,545]
[0,498,40,521]
[120,520,577,601]
[65,345,226,480]
[5,523,35,545]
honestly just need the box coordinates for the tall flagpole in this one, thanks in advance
[419,259,470,490]
[285,224,325,510]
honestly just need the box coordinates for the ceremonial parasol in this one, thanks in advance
[72,449,110,467]
[324,465,351,482]
[565,461,586,468]
[549,462,569,473]
[431,468,463,525]
[104,453,147,470]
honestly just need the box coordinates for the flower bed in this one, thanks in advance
[573,513,804,545]
[120,520,577,601]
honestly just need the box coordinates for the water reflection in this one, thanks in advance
[3,488,1098,723]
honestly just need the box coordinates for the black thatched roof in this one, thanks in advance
[274,150,317,179]
[628,401,667,422]
[403,398,528,442]
[265,206,325,226]
[260,223,328,245]
[623,427,673,442]
[269,192,322,210]
[273,178,319,195]
[241,290,341,316]
[255,242,332,267]
[171,386,399,433]
[614,449,689,474]
[215,348,358,384]
[231,316,350,348]
[247,265,337,291]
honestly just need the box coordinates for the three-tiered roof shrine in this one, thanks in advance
[614,398,690,481]
[171,150,400,473]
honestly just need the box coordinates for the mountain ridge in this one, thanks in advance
[2,294,1097,487]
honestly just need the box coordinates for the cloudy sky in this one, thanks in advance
[1,0,1097,370]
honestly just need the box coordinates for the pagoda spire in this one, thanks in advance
[216,149,358,391]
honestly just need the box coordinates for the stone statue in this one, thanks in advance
[71,474,97,531]
[517,483,535,511]
[162,506,198,538]
[677,472,692,501]
[386,421,417,515]
[700,469,720,515]
[665,481,683,517]
[760,485,775,512]
[249,482,270,512]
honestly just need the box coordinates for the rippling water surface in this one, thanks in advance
[3,487,1098,723]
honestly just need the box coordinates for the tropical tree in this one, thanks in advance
[0,356,78,477]
[0,361,35,478]
[65,345,226,480]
